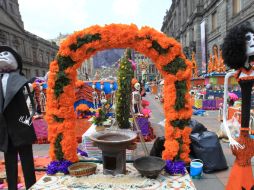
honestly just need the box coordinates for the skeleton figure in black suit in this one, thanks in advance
[0,46,36,190]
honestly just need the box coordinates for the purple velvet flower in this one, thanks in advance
[165,160,186,175]
[136,117,150,135]
[77,148,88,157]
[47,160,72,175]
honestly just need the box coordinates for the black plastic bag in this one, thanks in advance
[190,131,228,173]
[150,136,165,158]
[189,119,207,134]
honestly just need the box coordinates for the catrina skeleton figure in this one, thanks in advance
[222,22,254,190]
[0,46,37,190]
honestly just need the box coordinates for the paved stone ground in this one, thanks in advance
[1,93,253,190]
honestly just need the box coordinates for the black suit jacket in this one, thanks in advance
[0,71,36,152]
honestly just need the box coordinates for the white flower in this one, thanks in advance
[101,99,107,104]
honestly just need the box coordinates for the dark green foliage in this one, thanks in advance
[174,80,187,111]
[116,49,133,129]
[136,36,172,55]
[57,56,75,71]
[151,40,171,55]
[69,33,101,51]
[163,57,186,75]
[54,133,64,160]
[54,56,74,98]
[53,115,64,123]
[175,138,183,160]
[54,71,70,98]
[171,119,190,129]
[86,48,96,55]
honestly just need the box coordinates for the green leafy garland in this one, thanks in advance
[69,33,101,51]
[174,80,187,111]
[116,49,133,129]
[54,133,64,160]
[171,119,190,130]
[163,57,186,75]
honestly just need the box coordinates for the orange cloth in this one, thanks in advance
[226,162,254,190]
[226,133,254,189]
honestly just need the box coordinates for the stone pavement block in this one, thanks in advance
[225,154,235,167]
[33,144,49,151]
[193,178,225,190]
[200,173,217,179]
[219,177,229,186]
[214,168,231,178]
[150,122,164,137]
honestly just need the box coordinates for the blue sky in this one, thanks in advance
[19,0,172,40]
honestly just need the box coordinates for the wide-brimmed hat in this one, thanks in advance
[0,45,22,72]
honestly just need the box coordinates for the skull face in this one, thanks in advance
[134,83,140,91]
[246,32,254,56]
[0,51,18,72]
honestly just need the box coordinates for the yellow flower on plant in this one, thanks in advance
[105,104,110,109]
[89,108,96,112]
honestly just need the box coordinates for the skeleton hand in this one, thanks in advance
[228,137,245,150]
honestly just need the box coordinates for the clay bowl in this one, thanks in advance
[134,156,166,179]
[89,129,137,150]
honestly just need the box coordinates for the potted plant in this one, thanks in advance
[92,100,111,131]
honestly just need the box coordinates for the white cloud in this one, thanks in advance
[112,0,142,19]
[19,0,89,39]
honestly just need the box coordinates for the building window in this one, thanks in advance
[39,50,43,62]
[184,0,187,18]
[212,11,217,31]
[32,50,37,62]
[178,8,181,27]
[192,28,195,41]
[173,13,176,29]
[46,53,50,64]
[9,3,14,13]
[35,69,39,77]
[233,0,241,16]
[42,70,46,76]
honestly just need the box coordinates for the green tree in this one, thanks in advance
[116,49,133,129]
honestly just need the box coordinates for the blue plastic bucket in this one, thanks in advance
[190,159,203,178]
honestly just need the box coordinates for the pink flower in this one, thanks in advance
[128,59,137,71]
[142,108,152,117]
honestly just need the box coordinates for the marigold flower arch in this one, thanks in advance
[46,24,192,163]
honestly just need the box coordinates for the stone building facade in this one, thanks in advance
[0,0,58,79]
[161,0,254,75]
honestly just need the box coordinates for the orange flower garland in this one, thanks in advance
[75,80,85,88]
[46,24,192,163]
[76,104,89,112]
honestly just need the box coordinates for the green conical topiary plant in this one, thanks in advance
[116,48,134,129]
